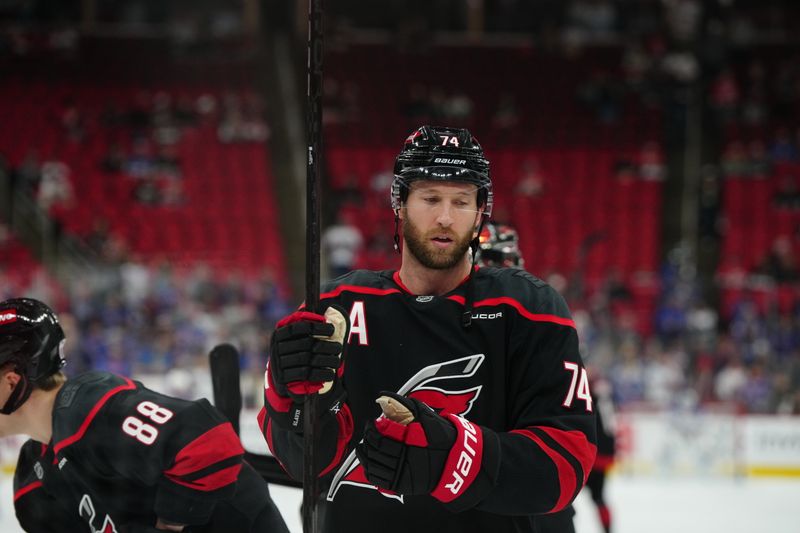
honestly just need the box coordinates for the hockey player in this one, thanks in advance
[585,373,617,533]
[1,297,289,532]
[260,125,597,532]
[476,221,524,269]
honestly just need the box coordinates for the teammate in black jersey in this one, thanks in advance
[1,297,289,532]
[260,125,598,533]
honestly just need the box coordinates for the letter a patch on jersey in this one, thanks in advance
[347,301,368,346]
[327,354,485,503]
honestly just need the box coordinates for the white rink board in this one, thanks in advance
[4,473,799,533]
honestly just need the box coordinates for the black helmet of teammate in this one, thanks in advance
[0,298,66,414]
[477,222,525,269]
[391,125,493,216]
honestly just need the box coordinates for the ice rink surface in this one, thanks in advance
[3,474,798,533]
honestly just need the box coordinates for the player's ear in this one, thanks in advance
[1,367,21,390]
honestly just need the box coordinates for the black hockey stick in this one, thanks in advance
[304,0,325,531]
[208,343,301,487]
[209,344,242,435]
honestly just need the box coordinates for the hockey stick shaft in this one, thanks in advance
[305,1,324,532]
[209,343,243,435]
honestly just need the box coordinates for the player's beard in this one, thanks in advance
[403,216,475,270]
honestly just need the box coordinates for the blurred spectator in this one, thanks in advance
[322,211,364,280]
[514,158,545,198]
[370,166,394,198]
[491,91,520,132]
[710,68,741,124]
[768,127,799,162]
[217,92,270,143]
[102,142,127,173]
[36,160,74,212]
[746,140,772,177]
[720,141,750,177]
[442,91,474,121]
[577,70,622,124]
[610,340,646,405]
[638,141,666,181]
[133,177,162,206]
[59,97,86,143]
[758,236,798,282]
[332,173,365,209]
[644,344,687,408]
[14,150,42,194]
[739,361,772,413]
[565,0,618,40]
[714,354,747,403]
[663,0,702,44]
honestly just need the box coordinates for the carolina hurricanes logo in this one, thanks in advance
[327,354,484,503]
[407,388,479,417]
[405,129,423,144]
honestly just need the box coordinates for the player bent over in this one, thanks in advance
[259,125,598,532]
[1,297,289,532]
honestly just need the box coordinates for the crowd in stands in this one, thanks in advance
[0,228,290,407]
[2,0,799,417]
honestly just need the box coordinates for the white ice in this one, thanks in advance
[6,474,797,533]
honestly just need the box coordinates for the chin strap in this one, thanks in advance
[393,213,402,254]
[462,217,488,328]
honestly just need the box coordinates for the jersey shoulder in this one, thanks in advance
[475,267,572,319]
[13,439,47,491]
[51,371,136,445]
[320,269,395,295]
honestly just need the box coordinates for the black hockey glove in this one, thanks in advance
[264,307,350,433]
[355,391,492,508]
[267,306,349,400]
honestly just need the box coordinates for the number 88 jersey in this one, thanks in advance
[17,371,244,530]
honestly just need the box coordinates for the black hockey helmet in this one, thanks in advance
[477,222,525,269]
[391,125,493,216]
[0,298,66,414]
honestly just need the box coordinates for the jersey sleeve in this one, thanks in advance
[459,277,598,515]
[13,440,85,533]
[258,282,355,482]
[67,383,245,526]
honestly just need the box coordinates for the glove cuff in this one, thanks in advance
[432,417,500,512]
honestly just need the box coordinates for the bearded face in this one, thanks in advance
[400,181,482,270]
[402,215,475,270]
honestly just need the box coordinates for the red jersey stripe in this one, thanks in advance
[319,403,354,477]
[14,481,42,502]
[538,426,597,483]
[321,284,403,300]
[446,296,576,328]
[53,378,137,454]
[165,423,243,479]
[167,463,242,492]
[512,429,577,513]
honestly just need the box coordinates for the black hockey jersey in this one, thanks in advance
[260,268,597,533]
[14,371,288,532]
